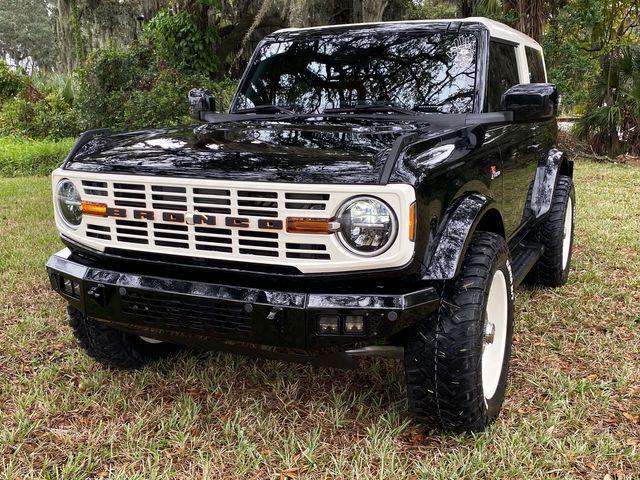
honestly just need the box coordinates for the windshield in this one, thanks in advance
[233,31,478,115]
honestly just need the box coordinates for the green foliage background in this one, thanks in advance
[0,0,637,156]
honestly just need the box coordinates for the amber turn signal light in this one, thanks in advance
[286,217,340,234]
[81,201,107,217]
[409,202,416,241]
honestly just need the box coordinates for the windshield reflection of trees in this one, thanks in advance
[237,33,476,114]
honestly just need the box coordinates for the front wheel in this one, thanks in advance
[68,306,181,369]
[404,231,515,432]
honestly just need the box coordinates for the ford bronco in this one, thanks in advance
[47,17,574,432]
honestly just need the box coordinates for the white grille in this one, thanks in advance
[53,169,416,274]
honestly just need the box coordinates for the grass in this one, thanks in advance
[1,159,639,479]
[0,137,75,177]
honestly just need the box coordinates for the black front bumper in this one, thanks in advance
[47,248,440,360]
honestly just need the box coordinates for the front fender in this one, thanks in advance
[422,193,499,280]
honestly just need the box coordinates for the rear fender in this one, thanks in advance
[422,193,500,280]
[530,148,573,218]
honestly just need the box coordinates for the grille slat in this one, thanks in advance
[285,202,326,210]
[118,236,148,244]
[239,248,279,257]
[152,185,186,193]
[286,243,326,251]
[115,200,146,207]
[194,197,231,205]
[152,202,188,211]
[238,190,277,199]
[84,188,107,196]
[115,191,146,199]
[285,192,329,200]
[238,209,279,218]
[155,239,188,248]
[239,239,278,248]
[195,235,232,244]
[114,183,145,191]
[116,227,147,237]
[87,224,110,232]
[287,252,331,259]
[87,231,111,240]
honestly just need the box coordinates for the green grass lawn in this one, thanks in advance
[1,159,639,479]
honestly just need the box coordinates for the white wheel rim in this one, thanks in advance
[140,336,163,344]
[482,270,508,401]
[562,197,573,270]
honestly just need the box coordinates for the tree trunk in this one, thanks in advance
[362,0,389,22]
[504,0,547,42]
[56,0,74,71]
[459,0,474,17]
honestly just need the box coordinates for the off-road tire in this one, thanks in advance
[68,306,180,369]
[404,231,515,432]
[528,175,575,287]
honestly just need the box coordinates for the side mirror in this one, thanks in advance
[501,83,558,122]
[188,88,216,121]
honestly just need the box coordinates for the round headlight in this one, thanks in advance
[56,179,82,228]
[336,196,397,256]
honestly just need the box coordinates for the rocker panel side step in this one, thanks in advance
[511,242,544,286]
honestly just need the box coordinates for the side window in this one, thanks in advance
[485,41,519,112]
[525,46,546,83]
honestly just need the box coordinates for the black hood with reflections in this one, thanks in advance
[64,118,455,185]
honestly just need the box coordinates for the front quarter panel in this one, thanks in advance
[391,124,505,280]
[421,193,497,280]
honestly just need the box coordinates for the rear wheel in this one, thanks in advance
[68,306,180,369]
[404,232,515,432]
[528,175,575,287]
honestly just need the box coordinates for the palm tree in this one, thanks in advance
[576,46,640,156]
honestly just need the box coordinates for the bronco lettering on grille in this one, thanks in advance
[106,208,283,230]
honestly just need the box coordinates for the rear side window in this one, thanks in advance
[525,46,546,83]
[485,41,519,112]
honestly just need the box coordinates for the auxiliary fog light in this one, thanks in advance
[344,315,364,334]
[317,315,339,335]
[61,276,80,297]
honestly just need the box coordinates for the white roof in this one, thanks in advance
[274,17,541,50]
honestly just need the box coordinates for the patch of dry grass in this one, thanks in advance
[1,159,639,479]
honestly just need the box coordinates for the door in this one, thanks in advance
[485,40,539,238]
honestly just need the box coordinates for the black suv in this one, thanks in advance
[47,18,574,432]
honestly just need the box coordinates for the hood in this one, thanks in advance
[64,119,455,184]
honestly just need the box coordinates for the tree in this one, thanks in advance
[546,0,639,155]
[53,0,168,72]
[0,0,56,71]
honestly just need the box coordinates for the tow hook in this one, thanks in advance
[267,307,284,334]
[87,284,107,307]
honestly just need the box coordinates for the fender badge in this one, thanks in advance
[490,165,501,180]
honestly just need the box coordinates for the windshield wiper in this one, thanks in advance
[234,105,295,114]
[322,104,420,115]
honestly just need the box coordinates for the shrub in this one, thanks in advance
[0,60,80,139]
[0,93,81,139]
[0,136,76,176]
[143,8,219,78]
[0,60,28,102]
